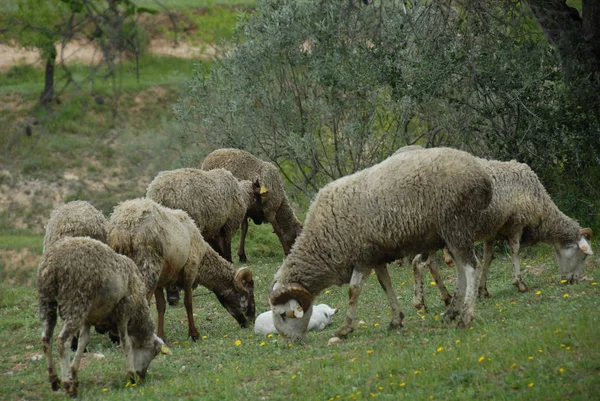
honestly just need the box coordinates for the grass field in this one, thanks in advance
[1,226,599,400]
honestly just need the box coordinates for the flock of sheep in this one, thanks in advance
[36,146,594,397]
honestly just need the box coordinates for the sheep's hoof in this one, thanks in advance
[478,287,490,298]
[238,254,248,263]
[515,281,529,293]
[443,310,459,322]
[388,321,403,331]
[62,381,78,398]
[328,336,342,345]
[334,326,353,339]
[456,320,468,330]
[190,331,200,342]
[50,375,61,392]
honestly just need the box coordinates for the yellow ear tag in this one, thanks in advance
[161,344,173,355]
[293,305,304,318]
[259,185,268,195]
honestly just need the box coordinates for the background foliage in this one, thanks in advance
[177,0,600,228]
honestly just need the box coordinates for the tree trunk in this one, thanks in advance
[528,0,600,122]
[40,45,57,106]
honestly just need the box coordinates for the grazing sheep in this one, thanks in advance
[269,147,493,341]
[43,200,115,349]
[38,237,170,398]
[412,158,594,309]
[146,167,262,263]
[43,200,107,252]
[107,198,255,341]
[200,148,303,262]
[254,304,338,335]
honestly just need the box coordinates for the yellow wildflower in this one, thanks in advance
[561,279,568,284]
[367,350,374,355]
[478,356,485,362]
[400,382,406,387]
[563,293,570,298]
[202,335,208,339]
[535,291,541,295]
[102,388,108,392]
[414,370,421,375]
[430,281,436,286]
[437,347,444,352]
[559,368,565,373]
[528,383,534,387]
[260,342,266,347]
[234,340,242,346]
[267,334,273,338]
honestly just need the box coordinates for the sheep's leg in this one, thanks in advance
[41,301,60,391]
[411,253,428,311]
[238,218,249,263]
[56,322,79,397]
[445,250,468,322]
[508,235,528,292]
[155,287,167,341]
[183,284,200,341]
[70,324,90,391]
[335,268,370,339]
[117,319,136,383]
[478,241,495,298]
[270,219,291,255]
[443,247,455,267]
[450,251,479,329]
[428,256,452,306]
[374,265,404,330]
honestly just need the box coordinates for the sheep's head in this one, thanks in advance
[132,334,171,382]
[555,228,594,283]
[270,283,313,341]
[216,267,255,327]
[249,179,266,224]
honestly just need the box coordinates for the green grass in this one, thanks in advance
[1,228,599,400]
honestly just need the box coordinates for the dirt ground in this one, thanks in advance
[0,38,217,71]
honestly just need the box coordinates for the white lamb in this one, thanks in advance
[255,304,338,335]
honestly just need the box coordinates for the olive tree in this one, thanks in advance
[177,0,598,225]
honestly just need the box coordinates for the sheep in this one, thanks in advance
[254,304,338,335]
[200,148,303,262]
[43,200,116,349]
[269,147,493,341]
[43,200,107,252]
[37,236,171,398]
[146,167,262,264]
[412,158,594,309]
[107,198,255,341]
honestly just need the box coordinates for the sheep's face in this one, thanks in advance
[216,290,253,328]
[555,237,592,283]
[272,300,313,341]
[132,334,171,381]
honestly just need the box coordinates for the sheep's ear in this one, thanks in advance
[578,236,593,255]
[270,284,312,315]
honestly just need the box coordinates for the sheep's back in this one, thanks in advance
[147,168,245,239]
[201,149,285,215]
[43,201,107,252]
[291,147,491,268]
[37,237,141,324]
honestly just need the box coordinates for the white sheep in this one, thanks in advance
[200,148,303,262]
[43,200,107,252]
[107,198,255,341]
[254,304,338,335]
[146,167,262,263]
[38,236,171,398]
[412,158,594,309]
[269,147,493,341]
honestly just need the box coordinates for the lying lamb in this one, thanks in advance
[38,237,171,398]
[255,304,338,335]
[270,147,493,341]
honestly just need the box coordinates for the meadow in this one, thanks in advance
[1,225,599,400]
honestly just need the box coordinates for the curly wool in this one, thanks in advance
[38,236,155,345]
[146,168,253,254]
[43,201,107,252]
